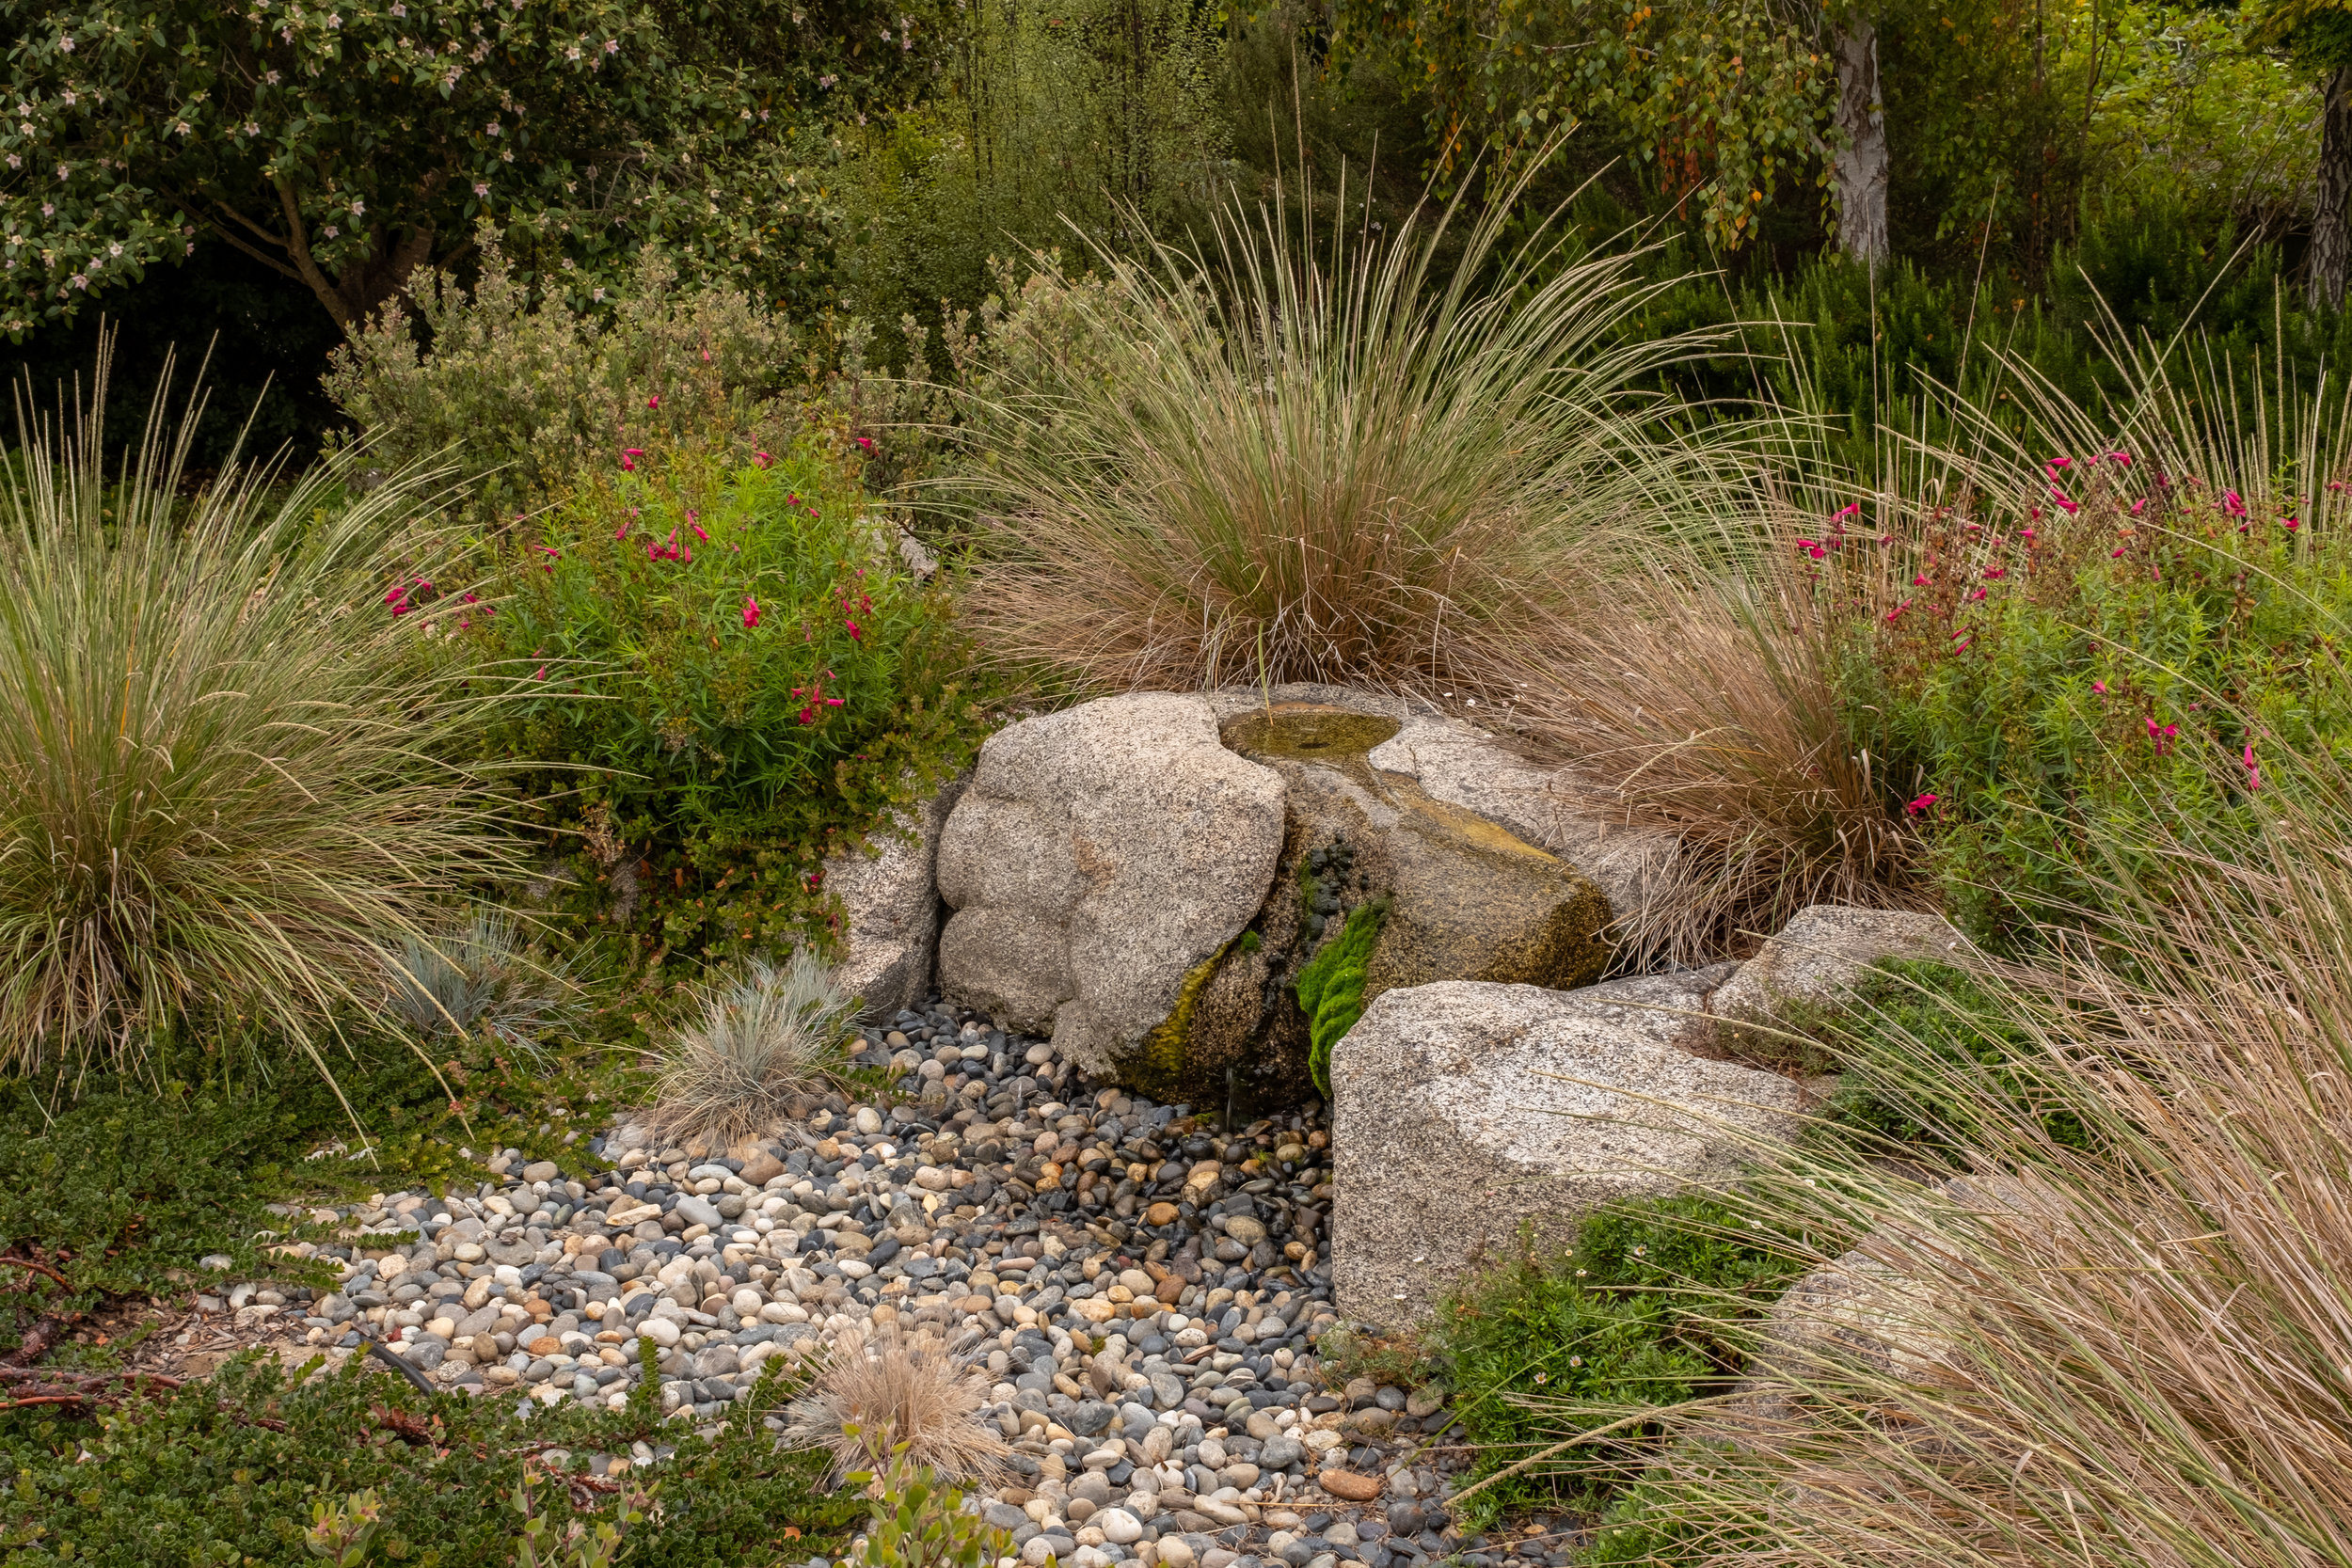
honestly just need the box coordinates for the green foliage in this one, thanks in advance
[1433,1196,1808,1522]
[1814,961,2095,1154]
[471,435,991,966]
[0,1029,640,1344]
[0,0,915,336]
[1296,900,1386,1098]
[1845,443,2352,944]
[843,1449,1016,1568]
[0,1351,863,1565]
[324,247,803,530]
[832,0,1230,362]
[1328,0,1829,247]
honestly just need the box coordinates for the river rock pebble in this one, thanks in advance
[237,997,1514,1565]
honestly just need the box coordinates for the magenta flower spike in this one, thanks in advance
[1904,792,1938,816]
[646,394,660,411]
[743,596,762,628]
[755,451,772,469]
[2222,490,2249,518]
[2091,680,2107,695]
[2244,744,2261,790]
[2050,489,2079,515]
[691,523,709,542]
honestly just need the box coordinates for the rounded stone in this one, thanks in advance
[1096,1510,1145,1545]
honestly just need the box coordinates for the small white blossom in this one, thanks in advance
[107,242,120,256]
[57,35,73,51]
[349,198,363,215]
[265,69,281,83]
[603,37,617,52]
[472,181,489,197]
[322,224,338,238]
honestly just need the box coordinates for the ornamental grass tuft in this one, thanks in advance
[0,347,522,1086]
[645,951,857,1147]
[1588,785,2352,1568]
[951,149,1760,694]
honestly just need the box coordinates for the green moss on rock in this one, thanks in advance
[1297,898,1389,1096]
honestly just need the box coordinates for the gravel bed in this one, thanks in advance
[205,1000,1578,1567]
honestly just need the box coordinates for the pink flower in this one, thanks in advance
[646,395,660,411]
[461,593,478,604]
[853,436,875,451]
[532,664,548,681]
[1912,574,1930,586]
[620,448,644,471]
[691,522,709,542]
[2091,680,2107,695]
[2222,490,2248,518]
[845,619,862,640]
[538,545,560,559]
[1904,792,1939,816]
[614,519,632,541]
[2103,451,2133,467]
[2244,743,2261,791]
[826,696,843,707]
[1883,600,1911,622]
[743,596,761,628]
[798,705,816,724]
[2286,515,2302,531]
[1984,566,2007,579]
[2111,546,2128,558]
[1794,538,1827,561]
[2045,456,2073,474]
[1967,587,1987,601]
[2049,488,2079,515]
[754,451,772,469]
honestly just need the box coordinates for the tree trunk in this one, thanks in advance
[1831,22,1889,264]
[2312,66,2352,310]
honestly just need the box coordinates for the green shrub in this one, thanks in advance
[0,357,518,1082]
[472,435,990,966]
[324,248,803,531]
[0,1029,640,1344]
[840,1450,1017,1568]
[1296,900,1385,1097]
[1433,1196,1809,1522]
[1816,961,2095,1155]
[1839,400,2352,946]
[0,1350,863,1566]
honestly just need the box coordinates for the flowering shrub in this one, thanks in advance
[460,436,986,964]
[1836,450,2352,945]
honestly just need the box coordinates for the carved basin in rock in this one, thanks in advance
[1112,703,1613,1113]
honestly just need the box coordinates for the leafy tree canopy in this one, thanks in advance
[0,0,929,339]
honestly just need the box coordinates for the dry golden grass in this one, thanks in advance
[949,152,1762,696]
[1598,797,2352,1566]
[1470,540,1929,967]
[781,1327,1010,1489]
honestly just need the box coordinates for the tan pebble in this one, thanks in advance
[1318,1469,1383,1502]
[528,1336,562,1357]
[1144,1203,1180,1227]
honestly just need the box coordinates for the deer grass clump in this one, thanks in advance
[0,353,520,1086]
[951,151,1761,694]
[1585,791,2352,1568]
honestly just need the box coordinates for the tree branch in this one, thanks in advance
[272,172,353,327]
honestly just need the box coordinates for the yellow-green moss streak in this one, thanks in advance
[1297,897,1388,1096]
[1116,940,1232,1104]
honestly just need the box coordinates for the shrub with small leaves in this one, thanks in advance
[842,1449,1017,1568]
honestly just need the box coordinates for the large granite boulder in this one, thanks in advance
[824,775,967,1020]
[1709,905,1969,1055]
[1115,703,1612,1112]
[935,694,1286,1077]
[1329,971,1805,1324]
